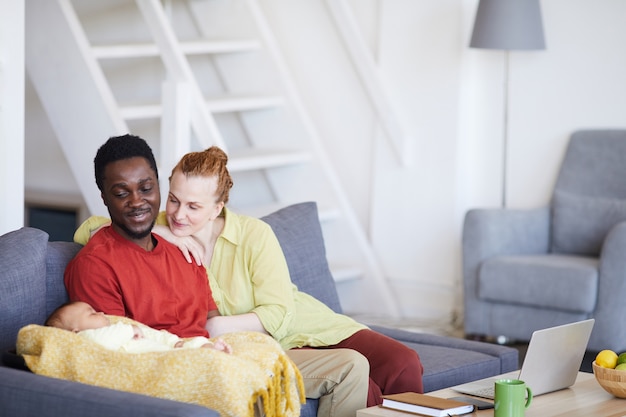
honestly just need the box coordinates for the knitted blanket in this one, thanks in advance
[17,318,304,417]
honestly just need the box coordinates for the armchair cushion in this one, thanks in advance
[478,254,598,313]
[551,191,626,256]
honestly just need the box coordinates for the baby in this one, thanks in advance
[45,301,231,354]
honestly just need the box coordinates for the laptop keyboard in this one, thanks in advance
[465,387,495,399]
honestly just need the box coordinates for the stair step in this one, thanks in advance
[207,95,286,113]
[120,95,285,120]
[92,39,262,59]
[228,148,312,172]
[119,104,161,120]
[28,0,397,317]
[330,265,363,283]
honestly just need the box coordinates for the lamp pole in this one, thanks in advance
[469,0,546,208]
[502,50,510,208]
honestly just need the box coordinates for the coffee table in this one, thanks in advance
[357,371,626,416]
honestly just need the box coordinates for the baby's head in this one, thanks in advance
[45,301,110,332]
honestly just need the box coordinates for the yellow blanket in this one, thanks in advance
[17,318,304,417]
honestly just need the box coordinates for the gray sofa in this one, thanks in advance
[462,130,626,353]
[1,202,517,417]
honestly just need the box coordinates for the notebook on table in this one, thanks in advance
[452,318,595,399]
[381,392,475,417]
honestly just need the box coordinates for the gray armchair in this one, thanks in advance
[463,130,626,352]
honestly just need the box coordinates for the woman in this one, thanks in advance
[77,146,423,406]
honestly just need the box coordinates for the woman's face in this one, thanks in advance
[166,171,224,237]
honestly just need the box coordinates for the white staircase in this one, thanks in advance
[25,0,400,317]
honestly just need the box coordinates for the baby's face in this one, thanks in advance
[65,302,111,332]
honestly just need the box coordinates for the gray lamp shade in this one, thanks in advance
[470,0,546,50]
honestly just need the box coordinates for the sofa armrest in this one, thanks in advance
[592,221,626,351]
[0,367,217,417]
[463,208,551,264]
[462,208,550,335]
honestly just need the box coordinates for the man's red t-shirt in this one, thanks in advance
[64,226,216,338]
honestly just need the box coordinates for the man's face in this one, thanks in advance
[100,157,160,242]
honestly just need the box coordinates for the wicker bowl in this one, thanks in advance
[592,361,626,398]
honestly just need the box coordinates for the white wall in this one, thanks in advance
[0,0,25,235]
[371,1,465,320]
[19,0,626,322]
[255,0,626,321]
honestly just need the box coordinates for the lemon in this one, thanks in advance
[596,350,618,368]
[616,363,626,371]
[617,352,626,366]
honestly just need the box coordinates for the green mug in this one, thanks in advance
[494,379,532,417]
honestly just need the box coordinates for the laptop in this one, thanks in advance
[452,319,595,399]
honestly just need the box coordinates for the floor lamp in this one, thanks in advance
[469,0,546,207]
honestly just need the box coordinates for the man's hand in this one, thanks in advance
[91,221,111,237]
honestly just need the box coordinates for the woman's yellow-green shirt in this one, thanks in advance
[74,208,366,350]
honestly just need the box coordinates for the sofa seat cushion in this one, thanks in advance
[478,254,598,313]
[369,325,519,392]
[0,366,217,417]
[0,227,49,352]
[414,343,504,392]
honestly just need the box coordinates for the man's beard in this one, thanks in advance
[117,218,156,240]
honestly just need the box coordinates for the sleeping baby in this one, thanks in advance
[45,301,231,354]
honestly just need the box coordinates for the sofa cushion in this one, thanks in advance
[551,191,626,256]
[369,325,519,392]
[0,366,217,417]
[261,202,342,313]
[0,227,49,352]
[45,241,82,317]
[478,254,598,313]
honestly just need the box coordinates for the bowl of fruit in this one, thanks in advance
[593,350,626,398]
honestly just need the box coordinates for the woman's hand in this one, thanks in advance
[91,221,111,237]
[153,224,204,265]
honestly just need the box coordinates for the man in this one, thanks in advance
[65,134,217,338]
[65,134,368,417]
